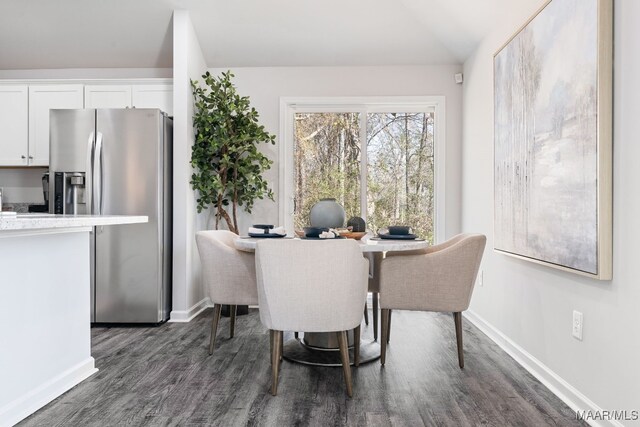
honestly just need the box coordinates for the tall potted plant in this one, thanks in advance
[191,71,275,234]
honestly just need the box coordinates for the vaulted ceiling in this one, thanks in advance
[0,0,542,70]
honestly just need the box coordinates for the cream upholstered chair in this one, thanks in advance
[255,239,369,397]
[378,234,486,368]
[196,230,258,355]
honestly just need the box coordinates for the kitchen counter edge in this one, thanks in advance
[0,214,148,231]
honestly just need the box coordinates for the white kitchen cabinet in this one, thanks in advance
[84,85,132,108]
[0,80,171,168]
[28,85,84,166]
[0,85,29,166]
[85,84,172,115]
[132,84,173,116]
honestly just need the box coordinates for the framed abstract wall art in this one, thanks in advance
[493,0,612,280]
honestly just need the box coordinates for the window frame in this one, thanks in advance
[279,96,446,243]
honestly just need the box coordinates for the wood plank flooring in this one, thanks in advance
[19,309,584,426]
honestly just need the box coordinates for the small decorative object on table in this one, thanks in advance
[336,227,366,240]
[302,226,343,239]
[377,226,419,240]
[347,216,366,232]
[388,225,411,235]
[309,198,346,228]
[319,229,339,239]
[253,224,273,230]
[248,224,287,238]
[303,226,329,238]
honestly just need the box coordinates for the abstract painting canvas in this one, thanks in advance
[494,0,612,279]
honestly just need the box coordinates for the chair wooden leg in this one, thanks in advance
[208,304,222,355]
[294,332,299,339]
[270,330,275,366]
[454,312,464,369]
[363,301,369,325]
[380,309,390,365]
[354,325,361,367]
[271,330,282,395]
[387,309,392,343]
[337,331,353,398]
[280,331,284,362]
[372,292,379,341]
[229,305,237,338]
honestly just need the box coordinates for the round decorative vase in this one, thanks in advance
[309,198,346,228]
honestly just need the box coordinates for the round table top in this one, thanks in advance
[233,234,429,253]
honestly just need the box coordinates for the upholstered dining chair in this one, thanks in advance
[255,239,369,397]
[364,252,383,341]
[196,230,259,355]
[378,234,486,369]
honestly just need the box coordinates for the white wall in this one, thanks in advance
[171,11,208,320]
[0,168,46,204]
[207,65,463,237]
[462,0,640,422]
[0,68,172,80]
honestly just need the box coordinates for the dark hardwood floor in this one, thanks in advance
[20,309,584,426]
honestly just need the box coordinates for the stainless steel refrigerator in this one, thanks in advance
[49,109,172,323]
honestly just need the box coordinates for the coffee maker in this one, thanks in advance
[42,172,49,207]
[27,172,50,213]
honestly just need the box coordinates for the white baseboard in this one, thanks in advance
[0,357,97,427]
[463,310,621,427]
[168,297,211,322]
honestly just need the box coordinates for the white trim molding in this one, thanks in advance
[0,358,97,427]
[463,310,620,427]
[0,78,173,86]
[168,297,211,323]
[279,96,446,243]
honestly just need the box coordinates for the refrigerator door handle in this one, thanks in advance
[86,132,94,214]
[93,132,104,221]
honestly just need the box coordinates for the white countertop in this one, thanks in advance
[0,214,148,231]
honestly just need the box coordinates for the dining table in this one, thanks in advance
[234,234,430,366]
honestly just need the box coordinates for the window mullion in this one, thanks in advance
[359,108,368,223]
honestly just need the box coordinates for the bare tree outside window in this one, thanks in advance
[293,113,361,230]
[293,111,434,242]
[367,112,434,242]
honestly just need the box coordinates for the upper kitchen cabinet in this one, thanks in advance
[85,84,173,115]
[0,85,29,166]
[29,85,84,166]
[84,85,132,108]
[0,80,171,167]
[132,84,173,116]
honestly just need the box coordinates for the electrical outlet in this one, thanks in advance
[572,311,583,340]
[478,270,484,287]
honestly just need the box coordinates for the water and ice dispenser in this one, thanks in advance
[53,172,87,214]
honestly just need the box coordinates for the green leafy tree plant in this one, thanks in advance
[191,71,275,234]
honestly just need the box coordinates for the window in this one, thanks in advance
[367,112,435,241]
[280,97,445,243]
[293,112,361,231]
